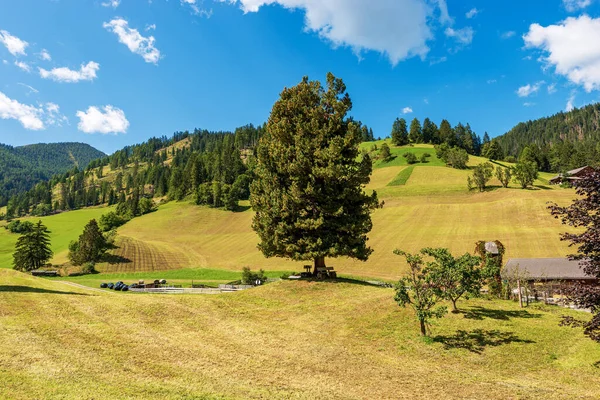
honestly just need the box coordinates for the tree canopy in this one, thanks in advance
[250,73,379,271]
[13,221,53,272]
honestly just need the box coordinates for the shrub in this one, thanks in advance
[403,152,418,164]
[5,220,34,234]
[138,197,155,215]
[379,143,392,161]
[241,267,267,285]
[419,153,429,163]
[99,211,129,232]
[81,262,97,275]
[505,155,517,163]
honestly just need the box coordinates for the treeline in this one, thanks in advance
[389,117,491,157]
[496,102,600,172]
[2,124,266,220]
[0,142,105,206]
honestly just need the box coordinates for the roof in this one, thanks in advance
[484,242,499,254]
[502,258,597,280]
[549,166,592,182]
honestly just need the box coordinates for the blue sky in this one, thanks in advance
[1,0,600,154]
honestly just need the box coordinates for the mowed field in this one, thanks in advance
[0,143,576,281]
[1,269,600,399]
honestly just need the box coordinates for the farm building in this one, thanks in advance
[548,166,594,185]
[502,258,599,286]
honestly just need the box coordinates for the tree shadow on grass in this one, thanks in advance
[433,329,535,354]
[233,204,251,213]
[461,306,542,321]
[0,286,88,295]
[100,253,132,265]
[293,277,392,288]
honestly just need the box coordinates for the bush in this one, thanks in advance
[379,143,392,161]
[241,266,267,285]
[99,211,129,232]
[5,220,34,234]
[81,262,97,275]
[403,152,418,164]
[138,198,155,215]
[419,153,430,163]
[505,155,517,163]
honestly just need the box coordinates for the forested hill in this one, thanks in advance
[496,102,600,161]
[0,142,105,206]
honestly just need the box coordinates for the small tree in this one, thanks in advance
[69,219,109,265]
[13,221,53,272]
[495,166,511,188]
[470,162,494,192]
[379,143,392,162]
[421,248,482,312]
[419,153,430,163]
[394,249,447,336]
[512,161,538,189]
[403,152,418,164]
[485,140,504,161]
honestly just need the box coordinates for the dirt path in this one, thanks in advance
[56,281,112,294]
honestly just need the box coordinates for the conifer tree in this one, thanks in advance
[68,219,108,265]
[408,118,423,144]
[251,73,379,272]
[13,221,53,272]
[391,118,409,146]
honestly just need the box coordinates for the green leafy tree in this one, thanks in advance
[13,221,53,272]
[409,118,422,144]
[512,161,538,189]
[98,211,129,232]
[394,249,447,336]
[68,219,109,265]
[485,140,504,161]
[391,118,409,146]
[403,152,418,164]
[495,166,512,188]
[251,73,379,273]
[421,248,482,312]
[470,162,494,192]
[379,143,392,162]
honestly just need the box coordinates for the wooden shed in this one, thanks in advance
[502,258,598,286]
[549,166,594,185]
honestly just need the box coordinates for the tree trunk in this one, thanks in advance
[419,318,427,336]
[451,299,459,313]
[517,279,523,308]
[313,256,326,275]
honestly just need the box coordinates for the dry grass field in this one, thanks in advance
[1,269,599,399]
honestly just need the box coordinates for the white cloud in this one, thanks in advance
[225,0,440,65]
[103,18,161,64]
[501,31,516,39]
[39,49,51,61]
[402,106,413,114]
[76,105,129,134]
[145,24,156,31]
[101,0,121,8]
[465,8,478,19]
[566,93,576,111]
[445,26,474,45]
[516,81,544,97]
[14,61,31,73]
[436,0,452,25]
[523,102,536,107]
[547,83,557,94]
[17,83,39,95]
[0,91,65,130]
[39,61,99,83]
[487,79,497,84]
[524,15,600,92]
[429,56,447,65]
[563,0,592,12]
[0,30,28,56]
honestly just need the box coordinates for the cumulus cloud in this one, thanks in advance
[39,49,51,61]
[465,8,478,19]
[402,106,413,114]
[563,0,592,12]
[14,61,31,73]
[104,18,161,64]
[517,81,544,97]
[524,15,600,92]
[224,0,437,65]
[0,30,28,56]
[39,61,99,83]
[445,26,474,45]
[101,0,121,8]
[501,31,516,39]
[76,105,129,134]
[0,91,65,130]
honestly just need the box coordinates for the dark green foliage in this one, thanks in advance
[5,220,34,234]
[512,161,538,189]
[81,262,97,275]
[470,162,494,192]
[419,153,430,163]
[422,118,439,144]
[391,118,409,146]
[409,118,422,144]
[394,249,447,336]
[68,219,109,266]
[403,152,418,164]
[12,221,53,272]
[250,73,379,269]
[435,144,469,169]
[484,141,504,161]
[379,143,392,161]
[98,211,129,232]
[241,266,267,285]
[421,248,482,312]
[495,166,511,188]
[138,197,155,215]
[0,142,105,207]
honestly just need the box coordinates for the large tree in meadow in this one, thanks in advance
[391,118,409,146]
[250,73,379,273]
[13,221,53,272]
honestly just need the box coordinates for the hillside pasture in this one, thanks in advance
[0,269,599,399]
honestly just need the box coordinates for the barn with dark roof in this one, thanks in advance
[502,258,598,285]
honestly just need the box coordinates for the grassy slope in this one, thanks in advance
[1,269,599,399]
